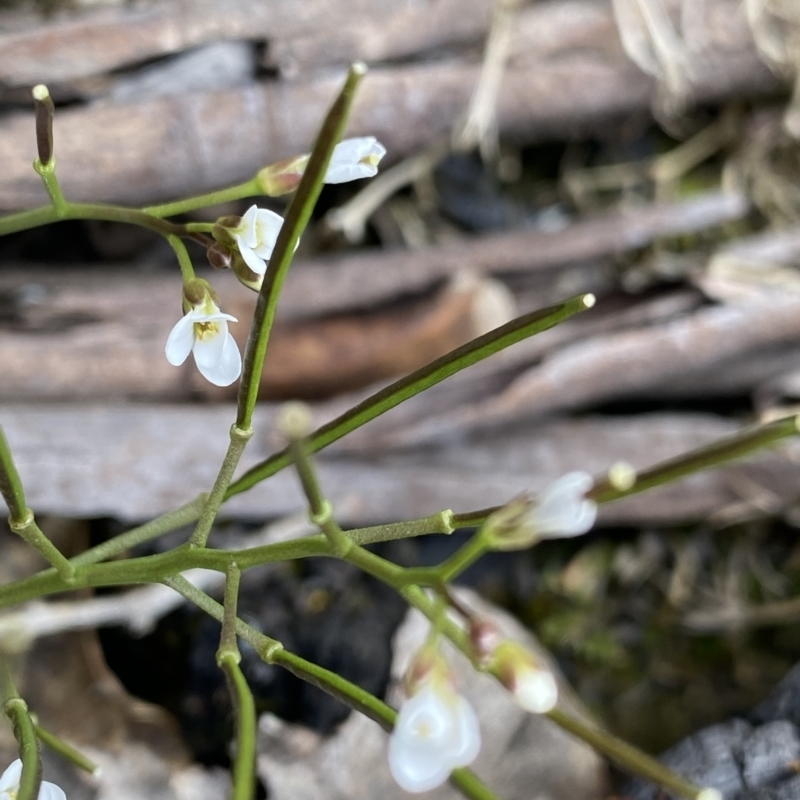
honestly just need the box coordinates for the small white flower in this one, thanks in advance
[388,682,481,794]
[529,471,597,539]
[0,759,67,800]
[233,205,285,277]
[324,137,386,184]
[165,297,241,387]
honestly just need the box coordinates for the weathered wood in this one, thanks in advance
[0,407,797,526]
[0,0,496,87]
[0,191,744,401]
[376,295,800,446]
[0,268,508,401]
[0,0,777,208]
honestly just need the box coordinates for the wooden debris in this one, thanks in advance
[0,0,778,208]
[0,406,798,526]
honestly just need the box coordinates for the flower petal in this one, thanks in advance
[533,471,596,538]
[196,332,241,387]
[324,162,378,183]
[238,205,260,248]
[192,319,228,371]
[165,313,195,366]
[515,668,559,714]
[254,208,284,255]
[38,781,67,800]
[0,760,22,794]
[449,696,481,767]
[237,239,267,275]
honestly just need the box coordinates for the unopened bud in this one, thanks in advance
[492,641,558,714]
[468,618,503,666]
[256,155,308,196]
[207,243,233,270]
[277,402,313,441]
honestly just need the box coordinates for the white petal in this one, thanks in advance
[0,760,22,793]
[388,739,454,794]
[237,239,267,275]
[165,313,195,366]
[238,205,260,248]
[449,696,481,768]
[196,332,241,387]
[532,472,597,538]
[38,781,67,800]
[192,319,228,370]
[515,669,558,713]
[324,162,378,183]
[254,208,285,256]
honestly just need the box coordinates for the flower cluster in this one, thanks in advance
[388,648,480,793]
[167,137,386,385]
[0,760,66,800]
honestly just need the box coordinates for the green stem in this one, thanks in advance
[142,178,260,218]
[547,708,708,800]
[34,721,100,776]
[216,565,255,800]
[1,663,41,800]
[236,64,366,430]
[403,532,488,586]
[453,413,800,528]
[34,160,67,215]
[168,579,499,800]
[0,427,74,582]
[189,424,253,548]
[228,294,594,499]
[70,495,205,568]
[168,235,196,282]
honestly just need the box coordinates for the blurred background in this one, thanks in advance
[2,1,800,798]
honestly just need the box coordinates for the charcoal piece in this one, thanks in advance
[742,721,800,791]
[624,719,751,800]
[751,662,800,729]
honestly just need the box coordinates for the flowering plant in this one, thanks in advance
[0,68,786,800]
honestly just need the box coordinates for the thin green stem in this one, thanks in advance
[0,205,59,236]
[0,427,27,522]
[168,235,196,282]
[216,565,255,800]
[228,294,594,499]
[70,495,205,568]
[0,426,74,582]
[143,178,260,218]
[453,413,800,528]
[34,161,66,215]
[189,424,253,548]
[170,580,499,800]
[33,721,100,776]
[1,662,41,800]
[402,531,488,586]
[236,64,366,430]
[547,708,708,800]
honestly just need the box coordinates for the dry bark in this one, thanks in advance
[0,0,778,208]
[1,406,797,526]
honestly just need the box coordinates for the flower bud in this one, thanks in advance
[483,472,597,550]
[492,641,558,714]
[206,242,233,270]
[256,155,308,196]
[182,277,215,308]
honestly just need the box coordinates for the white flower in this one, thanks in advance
[233,205,285,276]
[165,297,241,387]
[324,137,386,184]
[0,759,66,800]
[388,682,481,793]
[528,471,597,539]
